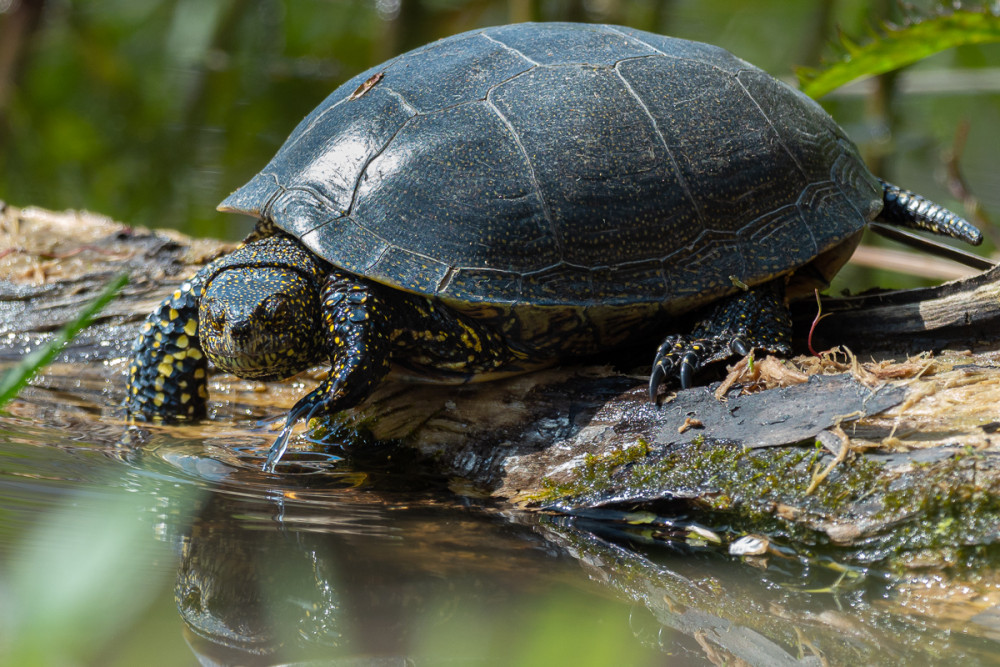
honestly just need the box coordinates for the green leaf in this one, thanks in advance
[0,273,129,406]
[798,8,1000,99]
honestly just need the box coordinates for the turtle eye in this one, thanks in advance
[201,299,227,333]
[263,295,292,326]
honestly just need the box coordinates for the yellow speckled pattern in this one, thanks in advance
[126,230,328,421]
[261,271,395,469]
[200,265,324,380]
[261,268,526,471]
[126,268,210,421]
[126,225,530,448]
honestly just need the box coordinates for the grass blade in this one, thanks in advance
[798,9,1000,98]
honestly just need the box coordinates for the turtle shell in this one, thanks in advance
[219,22,881,314]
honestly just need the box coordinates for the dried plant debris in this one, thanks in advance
[717,347,944,400]
[715,353,809,398]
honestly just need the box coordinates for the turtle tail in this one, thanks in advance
[877,180,982,246]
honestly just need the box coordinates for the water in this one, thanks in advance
[0,407,675,664]
[4,392,1000,665]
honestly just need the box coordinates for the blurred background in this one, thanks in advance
[2,4,1000,663]
[1,0,998,285]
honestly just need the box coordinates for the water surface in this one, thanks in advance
[4,388,1000,665]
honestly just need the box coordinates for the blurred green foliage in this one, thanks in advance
[0,0,997,288]
[797,6,1000,98]
[0,483,182,665]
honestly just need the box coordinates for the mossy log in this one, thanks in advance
[4,201,1000,567]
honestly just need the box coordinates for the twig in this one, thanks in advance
[808,289,832,357]
[805,424,852,495]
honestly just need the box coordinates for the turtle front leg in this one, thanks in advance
[126,267,211,421]
[649,281,792,399]
[263,270,391,472]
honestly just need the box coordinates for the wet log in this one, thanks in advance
[4,201,1000,566]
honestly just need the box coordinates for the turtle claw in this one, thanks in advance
[648,332,777,399]
[262,402,310,473]
[649,335,710,399]
[730,336,751,357]
[679,351,699,389]
[648,364,666,402]
[262,386,328,472]
[648,282,795,400]
[263,426,293,473]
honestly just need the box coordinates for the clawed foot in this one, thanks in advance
[262,380,334,472]
[648,281,794,401]
[649,335,751,400]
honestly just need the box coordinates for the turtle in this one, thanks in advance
[125,22,982,471]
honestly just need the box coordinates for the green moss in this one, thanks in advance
[536,437,1000,567]
[541,438,874,512]
[534,438,653,501]
[871,454,1000,569]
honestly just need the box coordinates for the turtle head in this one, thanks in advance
[200,264,324,380]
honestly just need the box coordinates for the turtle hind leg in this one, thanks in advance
[878,180,982,246]
[264,270,392,472]
[649,281,792,400]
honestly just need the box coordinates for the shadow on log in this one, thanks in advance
[4,202,1000,570]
